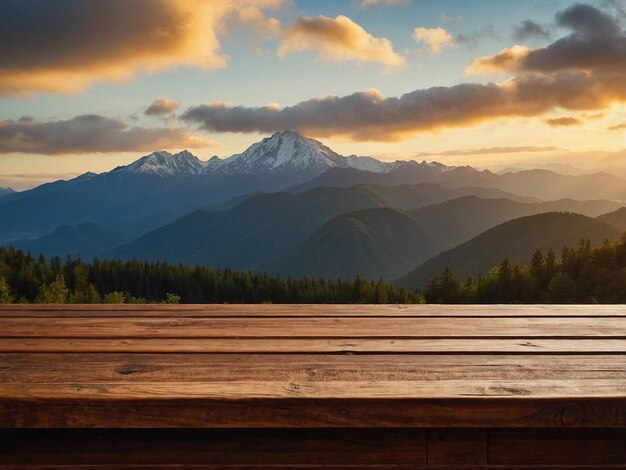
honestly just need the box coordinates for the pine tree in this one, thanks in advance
[36,273,69,304]
[0,276,14,304]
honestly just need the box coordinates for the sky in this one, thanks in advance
[2,0,626,189]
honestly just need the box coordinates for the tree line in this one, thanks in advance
[0,246,420,304]
[424,235,626,304]
[3,234,626,305]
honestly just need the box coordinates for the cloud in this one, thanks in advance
[145,97,181,117]
[356,0,408,9]
[179,3,626,142]
[545,117,583,127]
[609,123,626,131]
[413,27,456,54]
[277,15,405,68]
[181,69,626,141]
[468,3,626,74]
[455,25,500,48]
[0,115,218,154]
[512,20,551,41]
[0,0,283,96]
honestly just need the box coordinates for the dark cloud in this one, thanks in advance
[455,25,500,48]
[470,3,626,73]
[0,0,281,96]
[181,70,626,141]
[545,117,583,127]
[512,20,551,41]
[145,97,181,116]
[0,115,216,154]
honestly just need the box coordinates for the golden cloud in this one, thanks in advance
[277,15,405,68]
[413,27,456,54]
[0,115,218,154]
[0,0,283,96]
[145,98,181,117]
[545,117,583,127]
[181,70,626,141]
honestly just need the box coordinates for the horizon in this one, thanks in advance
[3,0,626,190]
[3,129,626,191]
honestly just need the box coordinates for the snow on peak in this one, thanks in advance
[112,150,206,177]
[108,131,458,179]
[211,130,347,175]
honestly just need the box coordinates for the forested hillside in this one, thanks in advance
[0,247,419,304]
[423,235,626,304]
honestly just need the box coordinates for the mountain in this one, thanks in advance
[104,183,470,270]
[0,132,458,241]
[409,196,623,249]
[597,207,626,230]
[437,169,626,201]
[12,223,132,259]
[0,187,15,197]
[288,163,456,193]
[292,166,626,202]
[396,212,623,289]
[110,150,206,177]
[260,208,443,280]
[4,130,626,243]
[209,130,345,175]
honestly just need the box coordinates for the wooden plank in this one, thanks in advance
[427,430,487,465]
[4,429,625,468]
[1,337,624,354]
[2,304,626,317]
[2,353,625,384]
[490,429,626,465]
[1,317,625,337]
[2,396,624,428]
[0,429,427,466]
[2,380,626,400]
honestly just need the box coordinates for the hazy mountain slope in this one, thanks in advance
[396,212,622,289]
[597,207,626,230]
[106,181,476,269]
[260,208,444,280]
[4,130,626,242]
[410,196,624,249]
[0,187,15,197]
[436,168,626,201]
[12,223,132,259]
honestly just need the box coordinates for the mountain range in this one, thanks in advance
[3,130,626,288]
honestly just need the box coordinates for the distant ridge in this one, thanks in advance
[260,208,444,281]
[396,212,622,289]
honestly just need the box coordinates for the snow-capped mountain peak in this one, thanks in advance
[211,130,347,175]
[111,150,206,177]
[108,131,458,179]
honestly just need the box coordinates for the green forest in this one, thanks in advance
[2,234,626,304]
[0,246,418,304]
[424,235,626,304]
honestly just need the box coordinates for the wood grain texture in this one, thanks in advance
[3,304,626,317]
[1,304,625,467]
[1,337,624,353]
[2,316,625,338]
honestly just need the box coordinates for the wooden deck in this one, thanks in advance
[1,304,625,468]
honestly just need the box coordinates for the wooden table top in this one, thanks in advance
[1,304,625,428]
